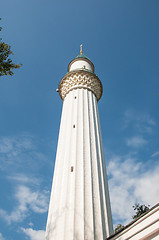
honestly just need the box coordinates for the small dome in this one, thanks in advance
[75,53,90,60]
[68,52,94,73]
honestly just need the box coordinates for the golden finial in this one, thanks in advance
[80,44,83,54]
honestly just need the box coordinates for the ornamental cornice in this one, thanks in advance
[58,70,103,101]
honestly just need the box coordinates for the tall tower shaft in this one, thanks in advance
[45,49,113,240]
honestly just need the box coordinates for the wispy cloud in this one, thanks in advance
[0,185,49,224]
[28,222,34,227]
[0,233,5,240]
[21,228,45,240]
[126,136,148,148]
[108,155,159,225]
[0,134,51,227]
[123,109,155,133]
[0,134,35,170]
[152,151,159,157]
[7,173,40,186]
[0,134,49,172]
[0,134,34,154]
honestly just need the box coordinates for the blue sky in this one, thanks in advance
[0,0,159,239]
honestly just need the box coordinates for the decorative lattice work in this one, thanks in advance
[59,71,103,101]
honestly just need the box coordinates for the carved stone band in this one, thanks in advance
[58,70,103,101]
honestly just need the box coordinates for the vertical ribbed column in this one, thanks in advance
[64,90,77,239]
[83,89,95,240]
[88,90,103,240]
[74,89,84,239]
[93,95,114,236]
[46,87,113,240]
[46,90,74,239]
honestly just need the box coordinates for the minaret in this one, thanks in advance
[45,46,114,240]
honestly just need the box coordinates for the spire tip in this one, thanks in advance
[80,44,83,54]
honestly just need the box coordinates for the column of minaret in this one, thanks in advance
[45,47,114,240]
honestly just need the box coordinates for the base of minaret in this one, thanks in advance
[45,88,113,240]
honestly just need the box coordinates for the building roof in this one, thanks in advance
[75,52,91,61]
[107,203,159,240]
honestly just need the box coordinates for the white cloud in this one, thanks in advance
[123,109,155,133]
[15,185,49,214]
[21,228,45,240]
[0,134,35,170]
[0,134,51,226]
[108,155,159,225]
[0,135,34,154]
[124,109,155,126]
[134,167,159,204]
[7,174,40,185]
[0,134,49,172]
[0,185,49,224]
[28,222,34,227]
[0,233,5,240]
[126,136,147,148]
[152,151,159,157]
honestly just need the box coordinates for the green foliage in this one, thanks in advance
[114,203,150,235]
[0,18,22,76]
[132,203,150,219]
[114,224,124,233]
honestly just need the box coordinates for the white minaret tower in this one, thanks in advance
[45,46,114,240]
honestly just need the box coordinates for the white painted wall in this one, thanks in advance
[109,204,159,240]
[45,88,113,240]
[69,60,93,72]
